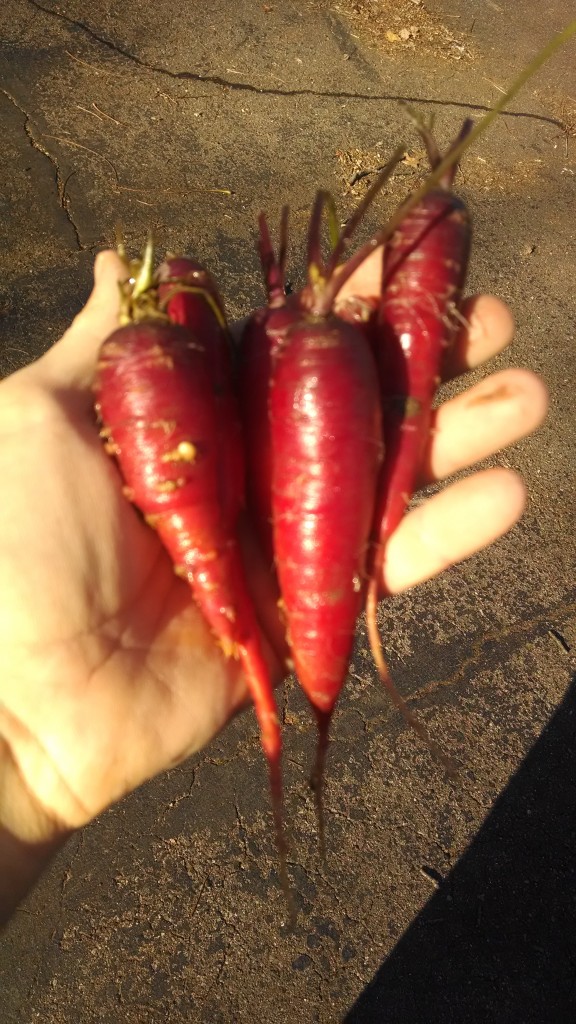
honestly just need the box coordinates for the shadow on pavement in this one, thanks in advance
[346,672,576,1024]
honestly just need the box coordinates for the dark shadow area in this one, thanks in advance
[346,672,576,1023]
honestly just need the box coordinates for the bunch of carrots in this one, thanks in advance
[93,25,576,915]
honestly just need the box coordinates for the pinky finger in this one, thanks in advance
[381,467,526,596]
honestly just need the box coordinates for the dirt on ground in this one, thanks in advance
[337,0,476,64]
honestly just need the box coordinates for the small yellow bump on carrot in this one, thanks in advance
[161,441,197,463]
[219,636,239,659]
[155,477,186,493]
[404,396,422,417]
[147,350,175,371]
[199,549,219,563]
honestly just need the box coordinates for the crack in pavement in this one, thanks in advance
[233,800,251,862]
[24,0,563,126]
[406,594,576,706]
[1,88,84,251]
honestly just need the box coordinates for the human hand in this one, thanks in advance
[0,249,546,897]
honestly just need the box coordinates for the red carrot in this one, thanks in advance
[378,123,472,542]
[237,152,404,848]
[331,26,576,764]
[156,256,234,386]
[95,294,293,916]
[358,123,472,772]
[334,124,472,771]
[265,191,386,851]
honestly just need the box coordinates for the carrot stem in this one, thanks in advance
[329,18,576,308]
[326,144,406,276]
[306,189,331,281]
[257,207,291,307]
[258,212,283,305]
[131,232,155,299]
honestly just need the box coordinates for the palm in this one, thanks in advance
[0,370,251,828]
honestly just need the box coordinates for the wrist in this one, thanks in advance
[0,735,72,926]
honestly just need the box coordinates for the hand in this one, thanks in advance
[0,249,546,918]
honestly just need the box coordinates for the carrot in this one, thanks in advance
[326,23,576,771]
[94,274,293,917]
[156,255,234,385]
[365,122,472,773]
[377,121,472,541]
[237,152,405,848]
[265,191,389,852]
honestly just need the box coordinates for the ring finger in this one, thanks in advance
[382,466,527,595]
[421,367,549,485]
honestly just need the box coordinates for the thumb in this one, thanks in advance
[38,250,127,390]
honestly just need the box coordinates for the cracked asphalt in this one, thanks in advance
[1,1,576,1021]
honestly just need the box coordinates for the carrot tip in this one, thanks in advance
[267,756,295,924]
[309,708,332,863]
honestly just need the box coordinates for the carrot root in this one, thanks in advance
[365,577,459,778]
[239,639,294,922]
[309,708,331,863]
